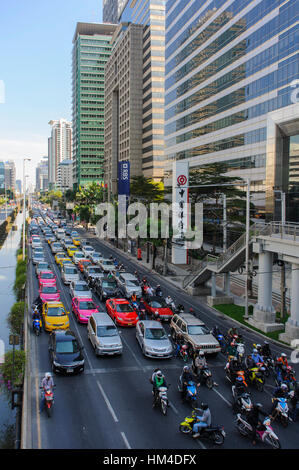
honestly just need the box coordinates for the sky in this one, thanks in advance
[0,0,103,188]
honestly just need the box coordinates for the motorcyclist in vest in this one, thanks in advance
[270,383,290,415]
[251,348,264,365]
[181,365,194,402]
[151,370,167,407]
[275,353,288,384]
[193,350,207,383]
[233,376,248,408]
[192,403,212,438]
[245,403,269,445]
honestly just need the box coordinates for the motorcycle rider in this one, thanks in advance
[226,357,242,383]
[40,372,54,413]
[33,295,43,314]
[245,354,256,370]
[155,285,162,297]
[151,370,167,407]
[227,342,237,361]
[261,341,272,358]
[227,326,238,341]
[289,386,299,421]
[180,365,195,402]
[174,332,185,358]
[275,353,289,384]
[251,348,264,365]
[192,403,212,438]
[193,350,207,383]
[212,325,222,338]
[244,403,269,445]
[32,306,42,332]
[270,383,290,415]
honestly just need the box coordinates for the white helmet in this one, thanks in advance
[45,372,52,379]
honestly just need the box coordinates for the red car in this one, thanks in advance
[71,297,99,324]
[78,259,91,273]
[106,298,139,327]
[38,270,57,288]
[143,296,174,321]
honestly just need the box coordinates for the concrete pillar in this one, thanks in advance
[280,263,299,344]
[224,272,230,296]
[211,272,216,298]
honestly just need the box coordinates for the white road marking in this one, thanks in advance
[212,386,232,406]
[121,431,131,449]
[96,380,119,423]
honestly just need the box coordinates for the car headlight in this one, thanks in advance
[53,361,61,367]
[117,316,123,321]
[76,360,85,366]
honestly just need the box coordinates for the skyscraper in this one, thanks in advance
[48,119,72,189]
[164,0,299,219]
[72,22,117,189]
[103,0,119,24]
[4,160,16,191]
[36,157,49,192]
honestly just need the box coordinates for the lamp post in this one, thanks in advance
[244,178,251,320]
[22,158,31,261]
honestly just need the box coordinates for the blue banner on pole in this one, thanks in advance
[118,161,130,196]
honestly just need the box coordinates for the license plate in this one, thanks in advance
[127,323,132,326]
[67,368,73,373]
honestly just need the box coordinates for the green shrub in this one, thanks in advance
[0,350,26,400]
[7,302,25,335]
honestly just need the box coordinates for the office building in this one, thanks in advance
[164,0,299,220]
[104,23,144,195]
[103,0,119,24]
[48,119,72,189]
[72,22,117,189]
[0,162,5,192]
[57,159,73,191]
[36,157,49,192]
[16,180,22,195]
[4,160,16,191]
[118,0,166,181]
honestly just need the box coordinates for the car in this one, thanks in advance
[72,251,85,265]
[143,296,174,322]
[61,264,80,285]
[54,252,67,265]
[38,270,57,288]
[99,259,117,273]
[136,320,173,358]
[87,313,123,356]
[42,301,70,332]
[33,246,44,254]
[39,285,61,303]
[94,277,119,302]
[48,330,85,374]
[47,235,56,245]
[170,314,221,356]
[89,252,102,264]
[32,251,46,265]
[61,238,73,249]
[82,245,95,258]
[59,258,73,271]
[116,272,142,299]
[69,280,92,299]
[51,242,63,254]
[67,245,79,257]
[83,265,105,286]
[56,228,65,240]
[71,297,99,324]
[72,237,81,246]
[78,259,91,273]
[32,238,43,249]
[106,298,139,327]
[71,231,79,238]
[35,261,51,276]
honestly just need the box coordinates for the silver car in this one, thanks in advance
[35,261,51,276]
[89,252,102,264]
[82,245,95,258]
[70,280,92,299]
[99,259,117,273]
[87,312,123,356]
[61,264,80,285]
[72,251,85,265]
[51,242,63,254]
[136,320,173,358]
[32,251,46,265]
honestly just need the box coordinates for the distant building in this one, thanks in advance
[0,161,5,191]
[36,157,49,192]
[48,119,72,189]
[4,160,16,191]
[103,0,119,24]
[57,159,73,191]
[16,179,22,194]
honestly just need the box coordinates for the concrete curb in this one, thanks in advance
[88,233,294,352]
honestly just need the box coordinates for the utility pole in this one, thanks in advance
[244,178,251,320]
[22,158,31,261]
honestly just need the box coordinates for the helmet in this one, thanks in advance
[183,365,190,371]
[236,376,244,382]
[45,372,52,379]
[253,349,258,353]
[200,403,208,410]
[281,383,288,390]
[254,403,263,410]
[281,353,287,358]
[199,350,205,356]
[264,341,269,345]
[256,344,261,348]
[182,345,188,350]
[156,370,163,379]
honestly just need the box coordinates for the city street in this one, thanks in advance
[25,225,299,450]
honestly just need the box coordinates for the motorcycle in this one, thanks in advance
[32,318,42,336]
[275,367,297,391]
[178,344,189,362]
[231,387,252,413]
[178,378,199,408]
[271,397,289,427]
[235,341,245,360]
[175,304,184,314]
[247,365,266,392]
[153,386,169,416]
[263,356,275,378]
[179,409,225,445]
[40,387,55,418]
[193,365,213,389]
[217,334,228,353]
[235,414,281,449]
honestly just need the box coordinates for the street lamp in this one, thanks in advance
[22,158,31,261]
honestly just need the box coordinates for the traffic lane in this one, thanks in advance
[85,233,298,371]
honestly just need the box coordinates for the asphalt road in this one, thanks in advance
[26,226,299,450]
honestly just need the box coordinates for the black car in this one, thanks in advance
[94,277,119,301]
[48,330,85,375]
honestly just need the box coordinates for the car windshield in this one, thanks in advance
[116,303,133,313]
[65,267,77,274]
[75,284,89,291]
[85,247,93,251]
[92,253,100,258]
[145,328,167,340]
[38,263,48,269]
[41,273,54,279]
[188,325,210,335]
[102,260,112,265]
[47,307,66,317]
[102,281,117,288]
[56,339,79,354]
[126,280,139,287]
[35,253,44,258]
[42,286,57,293]
[88,267,101,273]
[97,325,118,337]
[150,301,164,308]
[75,253,84,258]
[79,301,96,310]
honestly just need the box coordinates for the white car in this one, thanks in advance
[82,245,95,258]
[69,280,93,299]
[73,251,85,265]
[61,264,80,285]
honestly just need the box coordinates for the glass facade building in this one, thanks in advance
[164,0,299,216]
[103,0,119,24]
[118,0,166,180]
[72,23,117,188]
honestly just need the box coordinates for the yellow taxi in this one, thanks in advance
[59,258,73,270]
[42,301,70,332]
[67,245,79,257]
[55,252,67,265]
[72,237,81,246]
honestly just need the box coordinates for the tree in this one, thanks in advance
[75,182,104,225]
[130,176,164,205]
